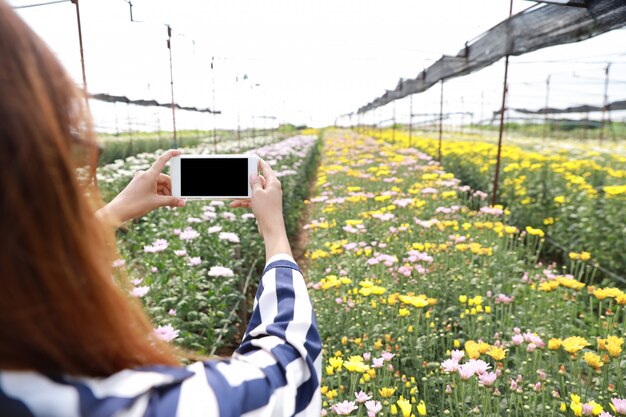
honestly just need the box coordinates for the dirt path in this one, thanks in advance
[292,149,322,272]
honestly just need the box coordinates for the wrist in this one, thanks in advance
[98,199,129,226]
[263,222,287,239]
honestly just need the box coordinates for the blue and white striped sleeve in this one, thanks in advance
[200,253,322,417]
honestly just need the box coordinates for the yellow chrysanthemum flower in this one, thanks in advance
[329,357,343,369]
[606,336,624,358]
[588,401,603,415]
[548,338,563,350]
[583,352,604,370]
[379,387,396,398]
[396,397,412,417]
[525,226,545,237]
[465,340,481,359]
[562,336,589,354]
[569,252,580,260]
[487,346,507,361]
[417,400,427,416]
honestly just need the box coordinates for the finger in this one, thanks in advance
[249,174,263,193]
[158,178,172,195]
[258,158,276,181]
[157,173,172,187]
[259,175,267,189]
[259,159,280,186]
[229,200,251,209]
[149,150,182,174]
[157,186,172,196]
[155,195,186,208]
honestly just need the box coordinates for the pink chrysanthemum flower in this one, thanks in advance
[331,400,358,415]
[154,324,179,342]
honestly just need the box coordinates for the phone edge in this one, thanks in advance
[171,156,181,198]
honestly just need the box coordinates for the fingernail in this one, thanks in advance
[250,174,259,182]
[178,199,186,207]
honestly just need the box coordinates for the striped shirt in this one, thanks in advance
[0,254,322,417]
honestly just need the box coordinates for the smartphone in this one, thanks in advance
[170,154,259,199]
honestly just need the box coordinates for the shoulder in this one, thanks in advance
[0,362,219,417]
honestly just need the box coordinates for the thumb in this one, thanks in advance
[250,174,263,193]
[155,195,186,208]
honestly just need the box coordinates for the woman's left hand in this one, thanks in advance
[98,150,186,225]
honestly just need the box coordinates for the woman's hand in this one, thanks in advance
[97,150,186,225]
[230,159,292,261]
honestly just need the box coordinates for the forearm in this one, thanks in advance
[263,230,293,263]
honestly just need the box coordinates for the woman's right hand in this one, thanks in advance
[230,159,292,260]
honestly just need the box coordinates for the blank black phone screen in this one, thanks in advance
[181,158,248,197]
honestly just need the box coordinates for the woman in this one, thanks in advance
[0,2,321,416]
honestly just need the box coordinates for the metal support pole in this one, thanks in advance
[599,63,611,144]
[480,91,485,127]
[409,94,413,148]
[392,101,396,143]
[211,57,217,153]
[126,103,132,140]
[114,102,119,136]
[236,74,241,150]
[460,96,465,135]
[121,0,135,21]
[491,58,510,207]
[70,0,88,100]
[156,110,161,141]
[491,0,514,207]
[250,83,256,147]
[543,75,550,140]
[166,25,177,148]
[438,79,444,161]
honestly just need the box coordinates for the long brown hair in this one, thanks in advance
[0,1,179,376]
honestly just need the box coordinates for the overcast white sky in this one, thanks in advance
[9,0,626,131]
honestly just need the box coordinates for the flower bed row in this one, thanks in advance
[98,133,320,353]
[366,129,625,278]
[305,130,625,417]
